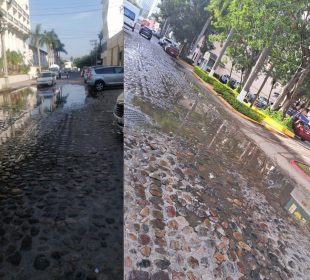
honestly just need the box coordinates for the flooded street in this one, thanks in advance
[0,73,123,279]
[124,29,310,280]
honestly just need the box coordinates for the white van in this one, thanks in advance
[124,0,140,32]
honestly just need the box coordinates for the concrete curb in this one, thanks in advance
[290,160,310,179]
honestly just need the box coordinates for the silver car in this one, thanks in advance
[87,66,124,91]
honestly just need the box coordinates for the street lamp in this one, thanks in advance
[0,13,8,88]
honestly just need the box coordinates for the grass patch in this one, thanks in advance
[296,162,310,176]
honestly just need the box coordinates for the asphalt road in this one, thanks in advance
[0,72,123,279]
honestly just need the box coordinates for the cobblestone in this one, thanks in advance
[0,80,123,279]
[124,30,310,279]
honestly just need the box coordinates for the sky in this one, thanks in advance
[29,0,103,59]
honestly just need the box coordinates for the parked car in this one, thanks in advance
[287,108,309,124]
[49,65,61,79]
[60,69,69,79]
[87,66,124,91]
[273,92,280,97]
[219,74,240,89]
[293,119,310,141]
[152,31,161,39]
[164,44,179,58]
[113,93,124,131]
[158,37,173,48]
[243,92,257,103]
[36,71,56,88]
[254,96,269,108]
[139,26,152,40]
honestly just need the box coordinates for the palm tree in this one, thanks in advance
[30,24,44,72]
[54,39,67,65]
[41,30,58,66]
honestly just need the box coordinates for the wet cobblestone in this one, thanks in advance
[124,30,310,279]
[0,84,123,279]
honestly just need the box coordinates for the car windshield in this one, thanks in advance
[124,7,135,21]
[40,73,52,78]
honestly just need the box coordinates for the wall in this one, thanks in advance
[0,75,31,89]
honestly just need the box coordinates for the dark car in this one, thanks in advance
[254,96,269,108]
[164,44,179,58]
[139,26,152,40]
[219,74,240,89]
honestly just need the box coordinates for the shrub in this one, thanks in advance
[194,66,263,122]
[261,107,294,132]
[213,83,264,122]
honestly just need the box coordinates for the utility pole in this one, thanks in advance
[0,13,8,88]
[90,39,98,66]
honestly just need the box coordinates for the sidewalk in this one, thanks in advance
[0,78,36,93]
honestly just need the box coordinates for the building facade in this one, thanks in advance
[147,0,161,18]
[29,45,48,68]
[101,0,123,66]
[0,0,31,65]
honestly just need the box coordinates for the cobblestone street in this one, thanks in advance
[0,74,123,279]
[124,29,310,280]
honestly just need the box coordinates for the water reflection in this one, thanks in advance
[0,84,87,144]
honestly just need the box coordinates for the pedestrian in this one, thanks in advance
[307,109,310,122]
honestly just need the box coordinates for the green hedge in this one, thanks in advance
[194,66,263,122]
[261,107,294,132]
[194,66,238,97]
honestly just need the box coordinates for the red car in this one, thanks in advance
[164,44,179,58]
[293,119,310,141]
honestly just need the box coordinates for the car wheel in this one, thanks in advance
[95,80,105,91]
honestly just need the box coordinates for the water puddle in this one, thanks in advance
[0,84,87,144]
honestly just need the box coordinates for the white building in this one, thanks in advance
[0,0,31,65]
[147,0,161,18]
[138,0,158,17]
[101,0,123,66]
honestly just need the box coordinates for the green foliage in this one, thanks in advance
[261,107,294,132]
[194,66,263,122]
[0,50,30,76]
[73,55,92,69]
[194,66,238,96]
[158,0,212,43]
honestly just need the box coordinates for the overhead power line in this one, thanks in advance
[31,9,100,17]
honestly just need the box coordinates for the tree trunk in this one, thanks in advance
[210,28,234,76]
[36,45,41,73]
[250,65,274,107]
[240,69,244,85]
[190,16,213,59]
[281,91,298,116]
[267,82,275,105]
[229,63,234,78]
[272,63,310,110]
[237,34,276,102]
[249,70,272,108]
